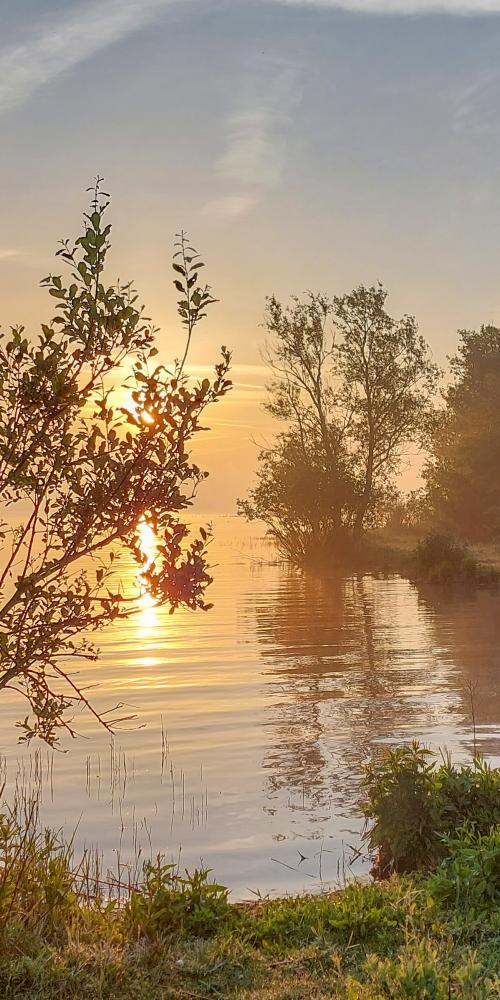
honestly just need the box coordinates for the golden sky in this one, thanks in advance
[2,0,500,509]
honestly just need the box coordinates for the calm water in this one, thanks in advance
[1,517,500,899]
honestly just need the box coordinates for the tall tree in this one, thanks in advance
[424,325,500,540]
[0,181,231,744]
[240,286,437,563]
[335,286,438,539]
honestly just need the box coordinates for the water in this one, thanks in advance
[1,517,499,899]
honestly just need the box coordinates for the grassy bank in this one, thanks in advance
[1,870,499,999]
[371,528,500,585]
[293,525,500,585]
[2,746,499,999]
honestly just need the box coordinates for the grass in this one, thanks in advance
[1,870,499,998]
[1,746,499,999]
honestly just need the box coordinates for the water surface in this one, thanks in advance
[1,518,499,898]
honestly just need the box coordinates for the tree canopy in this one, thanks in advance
[239,286,437,563]
[424,325,500,541]
[0,181,231,744]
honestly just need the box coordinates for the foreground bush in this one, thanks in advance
[362,742,500,876]
[427,826,500,920]
[123,859,231,937]
[0,183,231,745]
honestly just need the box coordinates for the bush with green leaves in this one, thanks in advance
[123,858,231,938]
[0,180,231,744]
[362,742,500,876]
[427,826,500,921]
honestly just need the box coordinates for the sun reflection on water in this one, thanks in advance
[137,517,159,637]
[138,518,158,569]
[137,590,159,636]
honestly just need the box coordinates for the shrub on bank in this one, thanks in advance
[427,826,500,920]
[123,859,231,937]
[362,742,500,876]
[413,532,498,585]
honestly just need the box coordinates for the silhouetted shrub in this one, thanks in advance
[413,532,497,585]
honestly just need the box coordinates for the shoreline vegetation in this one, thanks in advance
[283,524,500,590]
[238,290,500,593]
[1,745,499,999]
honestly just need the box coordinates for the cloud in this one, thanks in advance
[0,0,180,115]
[272,0,500,11]
[0,249,23,261]
[215,64,302,188]
[1,0,497,120]
[452,70,500,133]
[202,194,258,218]
[205,60,303,219]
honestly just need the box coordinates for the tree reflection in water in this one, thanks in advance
[414,583,500,758]
[246,568,500,832]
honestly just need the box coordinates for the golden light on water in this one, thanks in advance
[138,517,157,570]
[137,590,159,635]
[137,517,159,635]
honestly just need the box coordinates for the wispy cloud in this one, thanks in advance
[452,69,500,133]
[0,249,24,262]
[2,0,498,121]
[0,0,180,115]
[204,60,303,219]
[202,194,258,218]
[215,70,300,189]
[273,0,500,11]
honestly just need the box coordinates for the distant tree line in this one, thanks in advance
[424,325,500,541]
[239,288,500,564]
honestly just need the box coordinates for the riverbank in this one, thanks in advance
[377,527,500,568]
[1,864,499,999]
[309,526,500,584]
[2,744,499,999]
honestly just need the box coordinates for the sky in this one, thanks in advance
[1,0,500,510]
